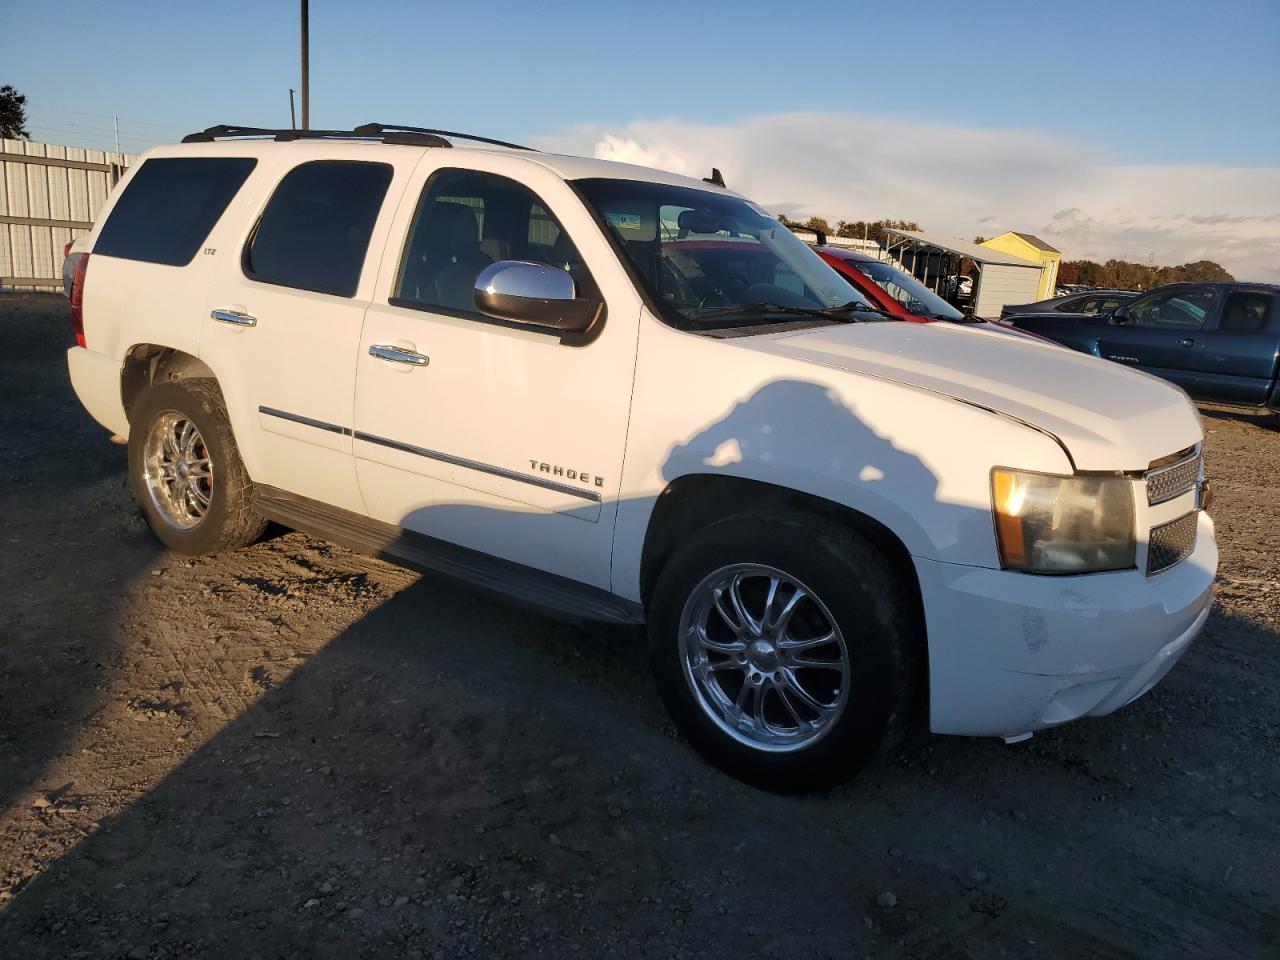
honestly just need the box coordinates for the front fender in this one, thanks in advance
[610,316,1073,602]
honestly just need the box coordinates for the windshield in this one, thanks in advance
[852,261,964,321]
[574,178,872,329]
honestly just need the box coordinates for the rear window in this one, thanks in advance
[1220,291,1273,333]
[95,157,256,266]
[244,160,393,298]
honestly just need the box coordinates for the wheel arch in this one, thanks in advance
[121,344,219,421]
[638,473,930,725]
[639,474,925,622]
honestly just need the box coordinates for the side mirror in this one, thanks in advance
[474,261,601,332]
[1109,304,1129,324]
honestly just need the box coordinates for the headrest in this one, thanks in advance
[677,207,729,235]
[428,201,481,249]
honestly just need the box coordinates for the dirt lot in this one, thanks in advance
[1,293,1277,959]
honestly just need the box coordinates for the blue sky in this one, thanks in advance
[7,0,1280,277]
[7,0,1277,162]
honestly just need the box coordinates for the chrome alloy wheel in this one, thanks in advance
[142,411,213,530]
[678,564,851,752]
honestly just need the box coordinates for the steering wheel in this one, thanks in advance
[696,273,751,309]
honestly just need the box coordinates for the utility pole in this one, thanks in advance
[300,0,310,129]
[113,114,120,156]
[289,88,297,129]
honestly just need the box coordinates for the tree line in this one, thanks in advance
[779,210,1235,290]
[1057,258,1234,289]
[777,214,922,247]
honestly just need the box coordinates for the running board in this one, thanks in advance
[254,485,645,627]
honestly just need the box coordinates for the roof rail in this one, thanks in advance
[353,123,537,151]
[181,124,534,151]
[181,124,451,147]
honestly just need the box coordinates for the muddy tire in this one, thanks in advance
[127,378,266,555]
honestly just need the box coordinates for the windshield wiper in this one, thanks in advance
[688,300,888,324]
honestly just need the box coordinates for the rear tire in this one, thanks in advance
[128,378,266,555]
[648,511,918,791]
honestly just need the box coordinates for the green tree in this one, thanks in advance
[0,85,30,140]
[1059,257,1233,290]
[834,218,922,247]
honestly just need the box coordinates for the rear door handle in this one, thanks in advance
[1177,337,1196,347]
[211,308,257,327]
[369,344,430,366]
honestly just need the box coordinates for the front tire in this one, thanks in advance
[648,511,918,790]
[128,378,266,555]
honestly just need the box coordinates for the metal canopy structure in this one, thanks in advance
[884,228,1043,318]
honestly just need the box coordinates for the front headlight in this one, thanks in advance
[991,469,1136,574]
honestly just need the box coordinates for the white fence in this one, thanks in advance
[1,138,138,291]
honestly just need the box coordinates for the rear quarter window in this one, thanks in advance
[94,157,257,266]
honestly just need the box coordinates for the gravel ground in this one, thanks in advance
[1,293,1277,959]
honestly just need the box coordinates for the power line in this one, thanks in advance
[36,104,184,133]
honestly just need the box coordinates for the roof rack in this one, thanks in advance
[181,124,452,146]
[181,123,536,151]
[354,123,537,151]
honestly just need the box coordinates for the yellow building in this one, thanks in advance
[980,232,1061,301]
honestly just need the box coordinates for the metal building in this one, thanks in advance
[884,228,1043,319]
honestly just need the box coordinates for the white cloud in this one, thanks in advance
[536,113,1280,282]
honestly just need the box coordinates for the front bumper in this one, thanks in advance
[915,511,1217,738]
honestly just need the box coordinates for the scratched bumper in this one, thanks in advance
[914,511,1217,738]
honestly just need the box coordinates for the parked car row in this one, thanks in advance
[1001,288,1137,319]
[62,125,1216,788]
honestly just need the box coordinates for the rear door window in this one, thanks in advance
[245,160,393,298]
[1219,291,1273,333]
[95,157,256,266]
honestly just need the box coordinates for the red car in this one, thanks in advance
[813,245,966,323]
[810,241,1053,343]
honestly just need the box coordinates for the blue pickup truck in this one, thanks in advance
[1004,282,1280,410]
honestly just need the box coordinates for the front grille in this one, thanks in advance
[1147,512,1198,574]
[1146,451,1201,505]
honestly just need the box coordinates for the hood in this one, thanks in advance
[744,320,1202,471]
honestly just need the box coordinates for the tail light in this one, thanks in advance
[70,254,90,348]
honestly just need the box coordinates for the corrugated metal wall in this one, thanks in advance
[0,138,138,291]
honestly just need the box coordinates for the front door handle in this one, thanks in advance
[1177,337,1196,347]
[211,308,257,327]
[369,344,430,366]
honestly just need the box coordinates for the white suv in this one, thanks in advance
[65,123,1216,788]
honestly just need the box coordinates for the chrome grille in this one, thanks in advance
[1146,451,1201,505]
[1147,512,1198,574]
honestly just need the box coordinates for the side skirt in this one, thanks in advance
[254,484,645,627]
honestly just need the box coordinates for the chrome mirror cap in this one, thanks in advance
[473,260,599,332]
